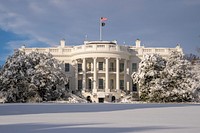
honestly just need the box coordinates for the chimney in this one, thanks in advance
[60,39,65,48]
[135,39,141,47]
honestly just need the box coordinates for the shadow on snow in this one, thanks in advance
[0,123,186,133]
[0,103,199,116]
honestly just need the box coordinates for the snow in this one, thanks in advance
[132,51,200,102]
[0,103,200,133]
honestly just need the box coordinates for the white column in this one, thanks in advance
[93,57,97,93]
[124,59,127,91]
[75,60,78,90]
[82,58,86,92]
[116,58,120,91]
[129,62,133,92]
[105,58,110,92]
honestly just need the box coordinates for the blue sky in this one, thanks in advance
[0,0,200,65]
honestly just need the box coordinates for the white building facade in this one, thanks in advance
[20,39,183,103]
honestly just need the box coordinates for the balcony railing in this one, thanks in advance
[22,43,180,57]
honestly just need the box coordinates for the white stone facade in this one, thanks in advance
[19,39,183,103]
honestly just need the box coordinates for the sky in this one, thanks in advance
[0,0,200,65]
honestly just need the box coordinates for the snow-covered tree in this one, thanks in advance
[132,54,166,102]
[162,51,195,102]
[0,50,68,103]
[132,51,198,102]
[190,60,200,101]
[184,53,199,65]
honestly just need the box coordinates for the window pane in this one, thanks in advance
[110,79,114,89]
[88,79,92,90]
[109,62,115,71]
[99,62,103,70]
[99,79,104,89]
[132,63,137,72]
[65,63,70,72]
[78,64,82,72]
[78,80,82,90]
[132,83,137,91]
[120,63,124,72]
[120,80,124,90]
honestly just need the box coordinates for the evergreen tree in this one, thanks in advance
[132,51,199,102]
[0,50,68,103]
[132,54,166,102]
[162,51,194,102]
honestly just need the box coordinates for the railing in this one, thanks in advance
[72,44,128,53]
[155,49,165,52]
[22,43,179,56]
[37,48,46,53]
[143,49,152,52]
[141,48,178,55]
[23,48,33,53]
[97,45,105,48]
[86,45,93,48]
[23,44,130,55]
[50,49,59,53]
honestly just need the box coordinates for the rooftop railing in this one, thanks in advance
[21,43,180,56]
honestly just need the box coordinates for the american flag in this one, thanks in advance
[101,17,107,21]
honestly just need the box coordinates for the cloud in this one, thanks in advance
[0,0,199,57]
[0,0,148,44]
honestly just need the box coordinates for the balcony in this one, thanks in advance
[72,44,130,55]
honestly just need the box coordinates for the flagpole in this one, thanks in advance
[100,18,102,41]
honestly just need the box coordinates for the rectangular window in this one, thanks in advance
[110,79,114,89]
[65,63,70,72]
[132,63,137,72]
[88,79,92,90]
[99,79,104,89]
[120,63,124,72]
[109,62,115,71]
[132,83,137,92]
[78,63,82,72]
[99,62,103,70]
[78,80,82,90]
[120,80,124,90]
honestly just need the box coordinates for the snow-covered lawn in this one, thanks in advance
[0,103,200,133]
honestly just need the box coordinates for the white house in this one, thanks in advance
[19,39,183,103]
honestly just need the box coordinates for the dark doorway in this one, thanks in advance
[86,96,92,103]
[98,98,104,103]
[111,96,116,102]
[88,79,92,90]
